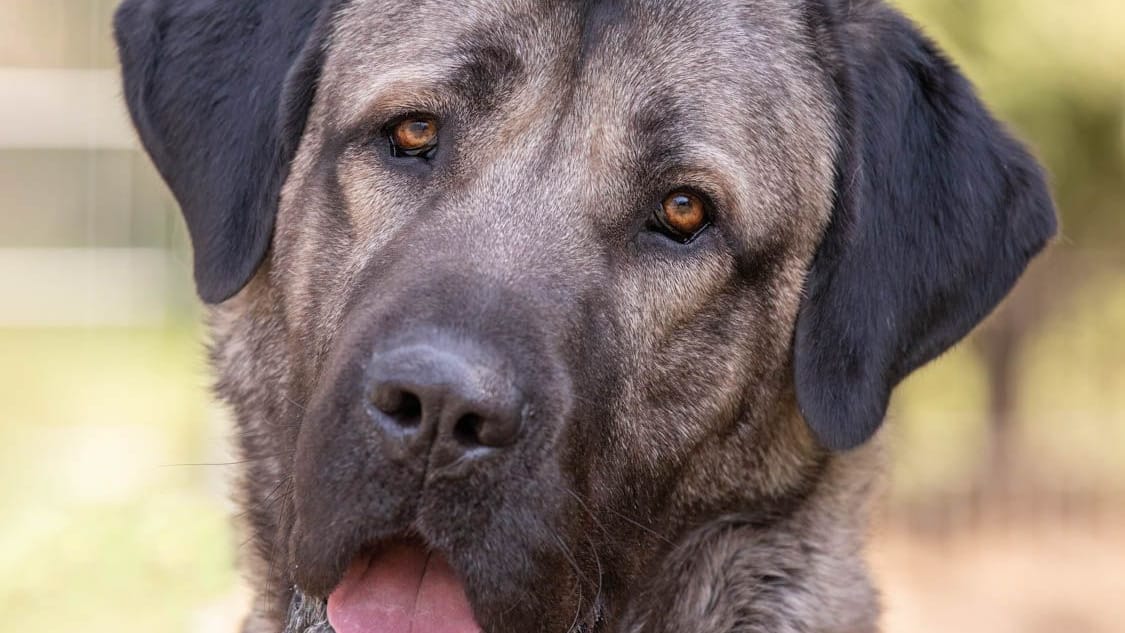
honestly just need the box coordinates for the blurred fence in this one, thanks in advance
[0,1,192,326]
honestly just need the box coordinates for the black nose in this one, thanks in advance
[367,343,524,467]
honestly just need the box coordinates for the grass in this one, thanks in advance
[0,326,239,633]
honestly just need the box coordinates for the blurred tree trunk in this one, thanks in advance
[975,305,1025,497]
[972,255,1061,498]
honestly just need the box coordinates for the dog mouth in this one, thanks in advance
[326,540,482,633]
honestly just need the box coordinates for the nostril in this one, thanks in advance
[371,384,423,427]
[452,407,522,449]
[452,413,483,447]
[394,392,423,425]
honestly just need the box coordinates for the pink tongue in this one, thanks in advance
[327,544,482,633]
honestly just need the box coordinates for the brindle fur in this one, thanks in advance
[114,0,1056,631]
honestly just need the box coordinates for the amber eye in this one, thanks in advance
[388,116,439,157]
[655,191,709,241]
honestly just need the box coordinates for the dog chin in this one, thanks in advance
[287,532,592,633]
[284,592,333,633]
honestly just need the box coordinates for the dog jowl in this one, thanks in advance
[114,0,1056,631]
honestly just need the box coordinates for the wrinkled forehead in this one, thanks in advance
[318,0,838,228]
[323,0,831,131]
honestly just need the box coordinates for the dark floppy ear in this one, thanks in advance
[114,0,341,303]
[794,3,1058,451]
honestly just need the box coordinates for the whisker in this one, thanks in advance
[548,479,674,547]
[585,529,605,630]
[157,458,275,468]
[264,479,295,609]
[283,395,307,412]
[599,504,675,547]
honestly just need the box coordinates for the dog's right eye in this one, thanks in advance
[387,115,440,159]
[651,190,711,243]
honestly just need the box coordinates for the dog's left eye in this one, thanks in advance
[652,190,710,243]
[388,115,440,159]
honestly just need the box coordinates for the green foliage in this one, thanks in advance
[893,0,1125,247]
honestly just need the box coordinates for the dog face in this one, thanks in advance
[115,1,1056,631]
[281,1,838,628]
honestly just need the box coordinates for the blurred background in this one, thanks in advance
[0,1,1121,632]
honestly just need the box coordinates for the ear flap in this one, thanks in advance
[794,3,1058,451]
[114,0,341,303]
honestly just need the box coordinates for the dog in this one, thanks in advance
[114,0,1056,631]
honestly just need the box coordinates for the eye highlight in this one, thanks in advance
[388,115,439,158]
[653,190,710,242]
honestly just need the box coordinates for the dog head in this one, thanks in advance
[116,0,1055,630]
